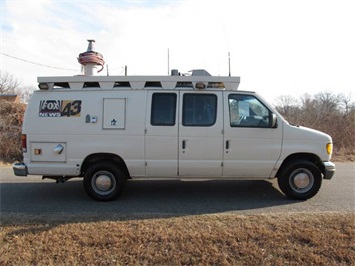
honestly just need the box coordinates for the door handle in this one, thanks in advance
[226,140,230,150]
[182,140,186,149]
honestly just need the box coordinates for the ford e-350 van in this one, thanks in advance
[13,70,335,201]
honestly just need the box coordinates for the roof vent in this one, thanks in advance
[190,69,211,76]
[171,69,180,76]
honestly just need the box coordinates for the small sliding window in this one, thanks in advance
[151,93,177,126]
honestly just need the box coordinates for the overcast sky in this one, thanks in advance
[1,0,354,103]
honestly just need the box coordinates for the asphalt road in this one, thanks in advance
[0,162,354,224]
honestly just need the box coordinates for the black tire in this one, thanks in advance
[277,160,322,200]
[83,161,125,201]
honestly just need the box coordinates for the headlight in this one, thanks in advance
[326,143,333,155]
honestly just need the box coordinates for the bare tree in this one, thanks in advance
[0,70,36,103]
[314,91,341,115]
[339,93,354,115]
[274,95,302,124]
[16,85,35,103]
[275,95,297,114]
[0,70,22,94]
[0,98,25,162]
[0,71,35,162]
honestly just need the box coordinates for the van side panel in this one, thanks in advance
[23,90,147,177]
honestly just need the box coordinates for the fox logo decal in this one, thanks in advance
[39,100,82,117]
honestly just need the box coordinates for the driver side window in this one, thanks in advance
[228,94,271,127]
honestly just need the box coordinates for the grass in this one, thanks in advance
[1,213,354,265]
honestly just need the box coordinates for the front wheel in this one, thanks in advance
[84,161,125,201]
[277,160,322,200]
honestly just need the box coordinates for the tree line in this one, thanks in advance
[0,70,354,162]
[275,92,354,160]
[0,71,33,162]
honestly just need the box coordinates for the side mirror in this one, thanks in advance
[270,113,278,128]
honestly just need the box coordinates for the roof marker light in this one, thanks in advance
[195,82,206,90]
[38,83,49,90]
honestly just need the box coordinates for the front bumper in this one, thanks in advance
[13,163,28,176]
[323,161,335,180]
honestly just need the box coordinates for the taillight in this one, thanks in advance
[21,134,27,153]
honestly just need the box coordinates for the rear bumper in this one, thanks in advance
[323,161,335,180]
[12,163,28,176]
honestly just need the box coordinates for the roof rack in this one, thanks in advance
[37,74,240,91]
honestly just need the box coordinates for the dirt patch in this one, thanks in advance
[1,213,354,265]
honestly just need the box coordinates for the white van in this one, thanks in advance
[13,69,335,201]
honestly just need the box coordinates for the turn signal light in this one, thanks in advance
[326,143,333,155]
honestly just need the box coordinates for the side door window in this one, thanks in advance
[151,93,177,126]
[228,94,272,127]
[182,94,217,127]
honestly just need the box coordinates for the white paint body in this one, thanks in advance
[20,74,333,180]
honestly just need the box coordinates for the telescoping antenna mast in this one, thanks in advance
[77,40,105,76]
[228,52,231,77]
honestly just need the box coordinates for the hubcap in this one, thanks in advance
[96,175,112,191]
[289,168,314,193]
[293,172,310,189]
[92,170,116,196]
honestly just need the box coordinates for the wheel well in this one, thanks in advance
[80,153,131,179]
[277,153,324,177]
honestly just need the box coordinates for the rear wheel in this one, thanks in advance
[83,161,125,201]
[278,160,322,200]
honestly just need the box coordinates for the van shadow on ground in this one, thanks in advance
[0,179,299,224]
